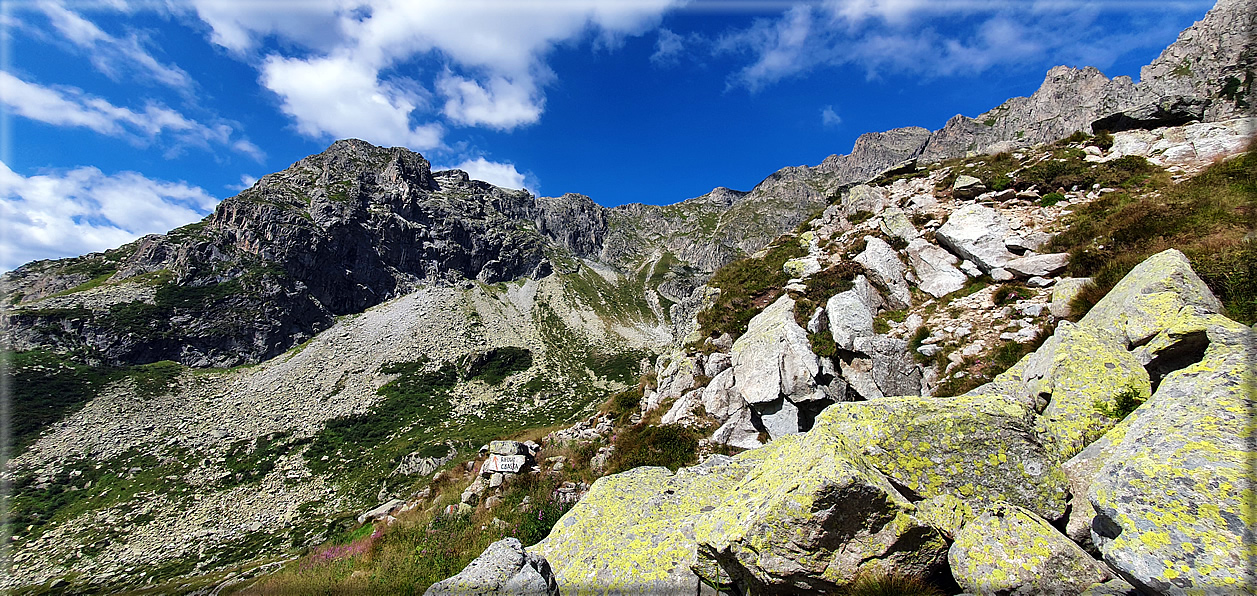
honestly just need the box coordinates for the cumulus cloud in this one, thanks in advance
[451,157,534,192]
[38,0,195,91]
[261,53,444,149]
[190,0,684,147]
[0,161,219,271]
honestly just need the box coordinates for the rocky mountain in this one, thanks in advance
[2,0,1254,593]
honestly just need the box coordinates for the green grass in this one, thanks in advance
[466,347,533,385]
[605,423,702,474]
[1045,143,1257,323]
[1094,383,1147,420]
[694,236,807,343]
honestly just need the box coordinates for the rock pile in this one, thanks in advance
[527,249,1256,595]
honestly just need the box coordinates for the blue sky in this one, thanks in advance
[0,0,1214,270]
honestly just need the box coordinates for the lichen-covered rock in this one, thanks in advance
[1021,321,1151,461]
[1079,248,1224,347]
[906,238,967,298]
[531,455,763,595]
[843,184,887,216]
[426,537,559,596]
[814,394,1071,522]
[731,295,822,405]
[1080,578,1142,596]
[694,431,947,594]
[1087,321,1256,594]
[1049,277,1094,318]
[914,493,973,540]
[878,207,919,242]
[949,503,1112,595]
[855,236,911,309]
[934,205,1017,273]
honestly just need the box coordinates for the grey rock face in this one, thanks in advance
[853,335,922,399]
[826,287,876,351]
[935,205,1017,273]
[854,237,911,308]
[906,238,967,298]
[730,295,821,405]
[817,126,933,183]
[1005,253,1070,278]
[425,538,558,596]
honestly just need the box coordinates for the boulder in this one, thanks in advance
[1079,248,1223,347]
[853,335,922,399]
[1004,252,1070,278]
[843,184,886,216]
[949,503,1112,595]
[755,397,801,440]
[710,407,763,450]
[695,431,947,594]
[914,493,973,540]
[855,237,911,309]
[731,295,823,405]
[1049,277,1094,318]
[357,499,406,525]
[1086,321,1256,594]
[426,538,559,596]
[531,456,760,594]
[703,352,731,378]
[906,239,968,298]
[489,441,528,456]
[878,207,919,242]
[814,394,1071,522]
[649,352,699,411]
[1020,321,1151,461]
[838,357,884,400]
[1004,231,1052,254]
[952,174,987,198]
[935,205,1017,273]
[700,368,743,421]
[825,290,875,351]
[1080,578,1142,596]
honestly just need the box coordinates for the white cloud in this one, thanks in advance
[719,0,1209,88]
[0,161,219,271]
[188,0,349,54]
[437,73,543,130]
[261,53,444,149]
[821,105,842,127]
[192,0,684,147]
[0,70,259,157]
[38,0,195,91]
[720,4,817,90]
[229,174,258,192]
[449,157,538,192]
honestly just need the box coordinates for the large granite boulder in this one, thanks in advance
[1079,249,1223,347]
[853,335,922,398]
[1021,321,1151,461]
[814,394,1071,522]
[843,184,887,216]
[695,431,947,594]
[1084,320,1256,594]
[934,205,1017,273]
[949,503,1112,595]
[906,238,968,298]
[425,538,559,596]
[1005,252,1070,278]
[855,236,911,309]
[731,294,823,408]
[530,455,761,594]
[826,286,877,351]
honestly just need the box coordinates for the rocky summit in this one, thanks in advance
[2,0,1255,594]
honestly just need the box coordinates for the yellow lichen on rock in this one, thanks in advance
[950,502,1113,595]
[1088,322,1256,593]
[814,393,1071,521]
[694,430,946,594]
